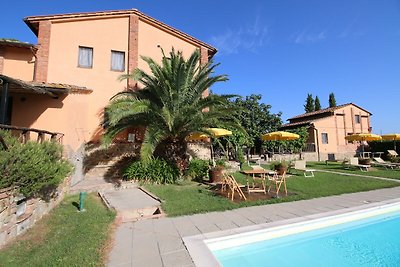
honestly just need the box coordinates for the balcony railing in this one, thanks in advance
[0,124,64,149]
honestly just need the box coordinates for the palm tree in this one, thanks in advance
[103,48,241,172]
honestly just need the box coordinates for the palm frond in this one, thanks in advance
[104,47,245,165]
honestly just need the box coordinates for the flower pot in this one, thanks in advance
[274,165,287,175]
[359,158,371,165]
[209,167,224,183]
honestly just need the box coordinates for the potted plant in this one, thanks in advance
[358,157,371,165]
[273,161,287,175]
[209,159,226,183]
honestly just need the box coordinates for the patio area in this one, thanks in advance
[107,185,400,267]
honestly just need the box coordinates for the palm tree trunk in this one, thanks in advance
[154,138,188,174]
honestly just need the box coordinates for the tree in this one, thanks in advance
[103,48,242,172]
[314,96,321,111]
[304,94,315,113]
[229,94,282,153]
[329,93,337,107]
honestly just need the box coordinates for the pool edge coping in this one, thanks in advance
[183,197,400,267]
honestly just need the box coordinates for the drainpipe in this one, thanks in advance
[0,78,9,124]
[30,46,38,81]
[313,125,321,162]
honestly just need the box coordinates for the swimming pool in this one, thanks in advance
[204,203,400,267]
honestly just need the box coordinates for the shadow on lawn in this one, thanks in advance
[208,183,296,203]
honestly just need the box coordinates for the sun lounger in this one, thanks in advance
[387,150,399,157]
[372,157,398,169]
[293,160,315,177]
[344,157,370,172]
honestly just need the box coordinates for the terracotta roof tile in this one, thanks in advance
[0,39,36,49]
[280,120,314,129]
[0,75,92,95]
[287,103,372,121]
[28,81,93,94]
[24,9,217,55]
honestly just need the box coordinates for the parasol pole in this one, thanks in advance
[210,139,215,167]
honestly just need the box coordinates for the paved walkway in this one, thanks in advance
[107,186,400,267]
[101,188,161,222]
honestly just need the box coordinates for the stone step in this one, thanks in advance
[99,187,163,222]
[84,164,122,179]
[69,177,137,194]
[118,206,164,222]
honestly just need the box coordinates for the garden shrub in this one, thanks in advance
[391,157,400,163]
[215,159,227,167]
[123,158,179,184]
[0,130,73,199]
[185,159,209,181]
[236,148,246,165]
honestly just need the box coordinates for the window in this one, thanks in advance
[111,50,125,71]
[321,133,329,144]
[78,46,93,68]
[355,115,361,124]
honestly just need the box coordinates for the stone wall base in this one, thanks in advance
[187,143,211,160]
[0,177,70,248]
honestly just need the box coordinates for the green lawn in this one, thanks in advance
[0,194,115,267]
[146,170,399,217]
[307,161,400,179]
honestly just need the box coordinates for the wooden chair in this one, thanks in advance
[268,171,287,197]
[221,174,247,201]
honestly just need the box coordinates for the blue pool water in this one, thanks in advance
[212,210,400,267]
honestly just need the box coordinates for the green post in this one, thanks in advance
[79,192,87,212]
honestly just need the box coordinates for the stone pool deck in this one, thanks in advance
[107,186,400,267]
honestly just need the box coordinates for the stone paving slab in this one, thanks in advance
[103,188,160,211]
[108,186,400,267]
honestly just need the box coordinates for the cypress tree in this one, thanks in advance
[329,93,337,107]
[304,94,315,113]
[315,96,321,111]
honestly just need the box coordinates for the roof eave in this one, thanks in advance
[0,75,92,96]
[23,18,39,36]
[23,9,218,54]
[287,110,332,121]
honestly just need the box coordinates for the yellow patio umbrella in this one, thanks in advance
[261,131,300,155]
[261,131,300,141]
[382,134,400,151]
[345,133,382,152]
[187,128,232,141]
[187,128,232,165]
[345,133,382,142]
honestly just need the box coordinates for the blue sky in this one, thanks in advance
[1,0,400,133]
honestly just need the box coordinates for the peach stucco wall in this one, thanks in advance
[2,47,34,81]
[137,19,199,72]
[36,17,129,149]
[16,15,210,151]
[313,105,371,155]
[10,93,88,149]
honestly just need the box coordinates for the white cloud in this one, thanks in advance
[294,29,327,44]
[338,17,366,38]
[209,16,269,55]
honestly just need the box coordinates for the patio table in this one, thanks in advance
[240,169,268,194]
